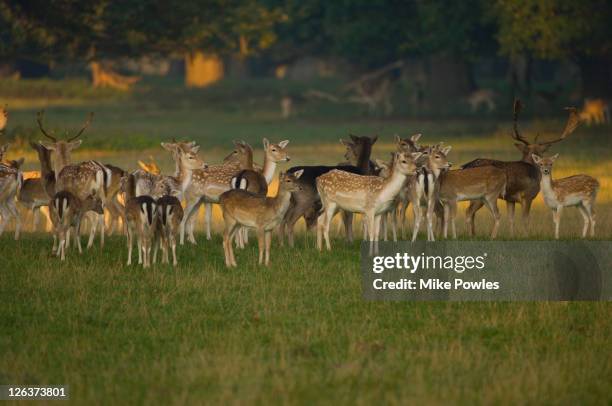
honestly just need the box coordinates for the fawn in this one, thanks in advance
[124,174,158,268]
[532,154,599,239]
[154,196,184,266]
[220,170,304,267]
[316,151,420,254]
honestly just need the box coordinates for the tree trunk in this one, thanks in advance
[184,51,224,88]
[424,53,474,109]
[578,55,612,99]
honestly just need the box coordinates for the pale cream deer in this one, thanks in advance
[532,154,599,239]
[124,174,158,268]
[152,142,207,199]
[0,158,23,239]
[316,151,421,254]
[220,170,303,267]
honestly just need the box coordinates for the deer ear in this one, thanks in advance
[294,169,304,179]
[371,135,378,144]
[411,152,423,161]
[441,146,452,156]
[411,133,422,142]
[69,140,82,149]
[41,142,55,151]
[394,134,401,144]
[551,153,559,161]
[531,154,541,164]
[14,157,24,168]
[340,138,350,146]
[161,142,174,151]
[191,145,200,153]
[263,138,270,149]
[0,144,8,153]
[375,159,388,169]
[278,140,289,148]
[349,134,359,142]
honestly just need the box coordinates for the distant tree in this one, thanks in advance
[493,0,612,98]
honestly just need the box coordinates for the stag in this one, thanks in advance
[461,100,581,236]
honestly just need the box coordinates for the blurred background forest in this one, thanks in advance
[1,0,611,113]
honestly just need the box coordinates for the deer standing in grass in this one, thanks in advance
[317,151,420,255]
[154,196,184,266]
[220,170,304,267]
[180,140,256,244]
[436,164,506,239]
[230,138,291,248]
[532,154,599,239]
[0,158,23,239]
[461,100,581,236]
[37,110,110,248]
[124,174,157,268]
[152,142,207,199]
[49,191,102,261]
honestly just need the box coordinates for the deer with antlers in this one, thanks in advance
[317,151,420,255]
[461,100,581,236]
[532,154,599,239]
[36,110,111,248]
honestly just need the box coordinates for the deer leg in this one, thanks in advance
[465,200,483,237]
[226,222,239,267]
[411,204,422,242]
[256,229,265,265]
[507,201,516,237]
[443,204,449,239]
[8,202,20,240]
[381,213,388,241]
[426,201,435,242]
[32,207,41,231]
[578,204,589,238]
[341,210,354,243]
[373,214,382,255]
[398,200,408,239]
[126,226,133,265]
[450,203,458,239]
[86,214,96,249]
[170,234,178,266]
[521,198,533,236]
[365,212,376,256]
[285,205,304,248]
[99,213,105,248]
[390,209,397,242]
[265,230,272,266]
[553,206,563,239]
[483,197,501,239]
[180,199,199,245]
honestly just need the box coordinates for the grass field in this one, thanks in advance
[1,78,611,404]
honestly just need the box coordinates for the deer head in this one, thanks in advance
[161,142,207,171]
[511,100,580,164]
[278,170,303,194]
[223,140,253,168]
[37,110,94,170]
[531,153,559,176]
[395,133,424,153]
[340,134,377,167]
[263,138,290,162]
[424,143,452,175]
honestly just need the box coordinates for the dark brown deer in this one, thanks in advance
[461,100,581,236]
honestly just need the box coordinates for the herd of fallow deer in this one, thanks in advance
[0,100,602,266]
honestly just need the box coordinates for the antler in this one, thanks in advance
[67,112,94,142]
[537,107,581,146]
[36,110,58,142]
[511,99,529,145]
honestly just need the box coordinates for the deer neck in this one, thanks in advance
[378,170,407,203]
[356,144,372,173]
[175,161,194,194]
[540,171,555,197]
[270,187,293,214]
[240,152,254,170]
[53,151,71,176]
[262,153,276,184]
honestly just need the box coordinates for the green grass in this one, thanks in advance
[1,77,611,404]
[1,235,610,404]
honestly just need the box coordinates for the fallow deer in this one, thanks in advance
[281,135,376,247]
[37,110,110,248]
[49,191,102,261]
[17,175,49,231]
[220,170,303,267]
[0,104,7,135]
[436,165,506,239]
[316,151,420,255]
[152,142,207,199]
[0,158,23,239]
[180,140,256,244]
[532,154,599,239]
[462,100,581,236]
[124,173,157,268]
[580,98,610,126]
[154,195,184,266]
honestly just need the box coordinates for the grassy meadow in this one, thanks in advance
[1,78,611,404]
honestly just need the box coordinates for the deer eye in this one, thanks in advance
[401,160,407,164]
[435,155,440,159]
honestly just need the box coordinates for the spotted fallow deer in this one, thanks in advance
[180,140,255,244]
[462,100,581,236]
[532,154,599,239]
[124,173,158,268]
[153,195,184,266]
[49,191,103,261]
[0,158,23,239]
[152,142,207,199]
[316,151,420,255]
[220,170,304,267]
[36,110,110,248]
